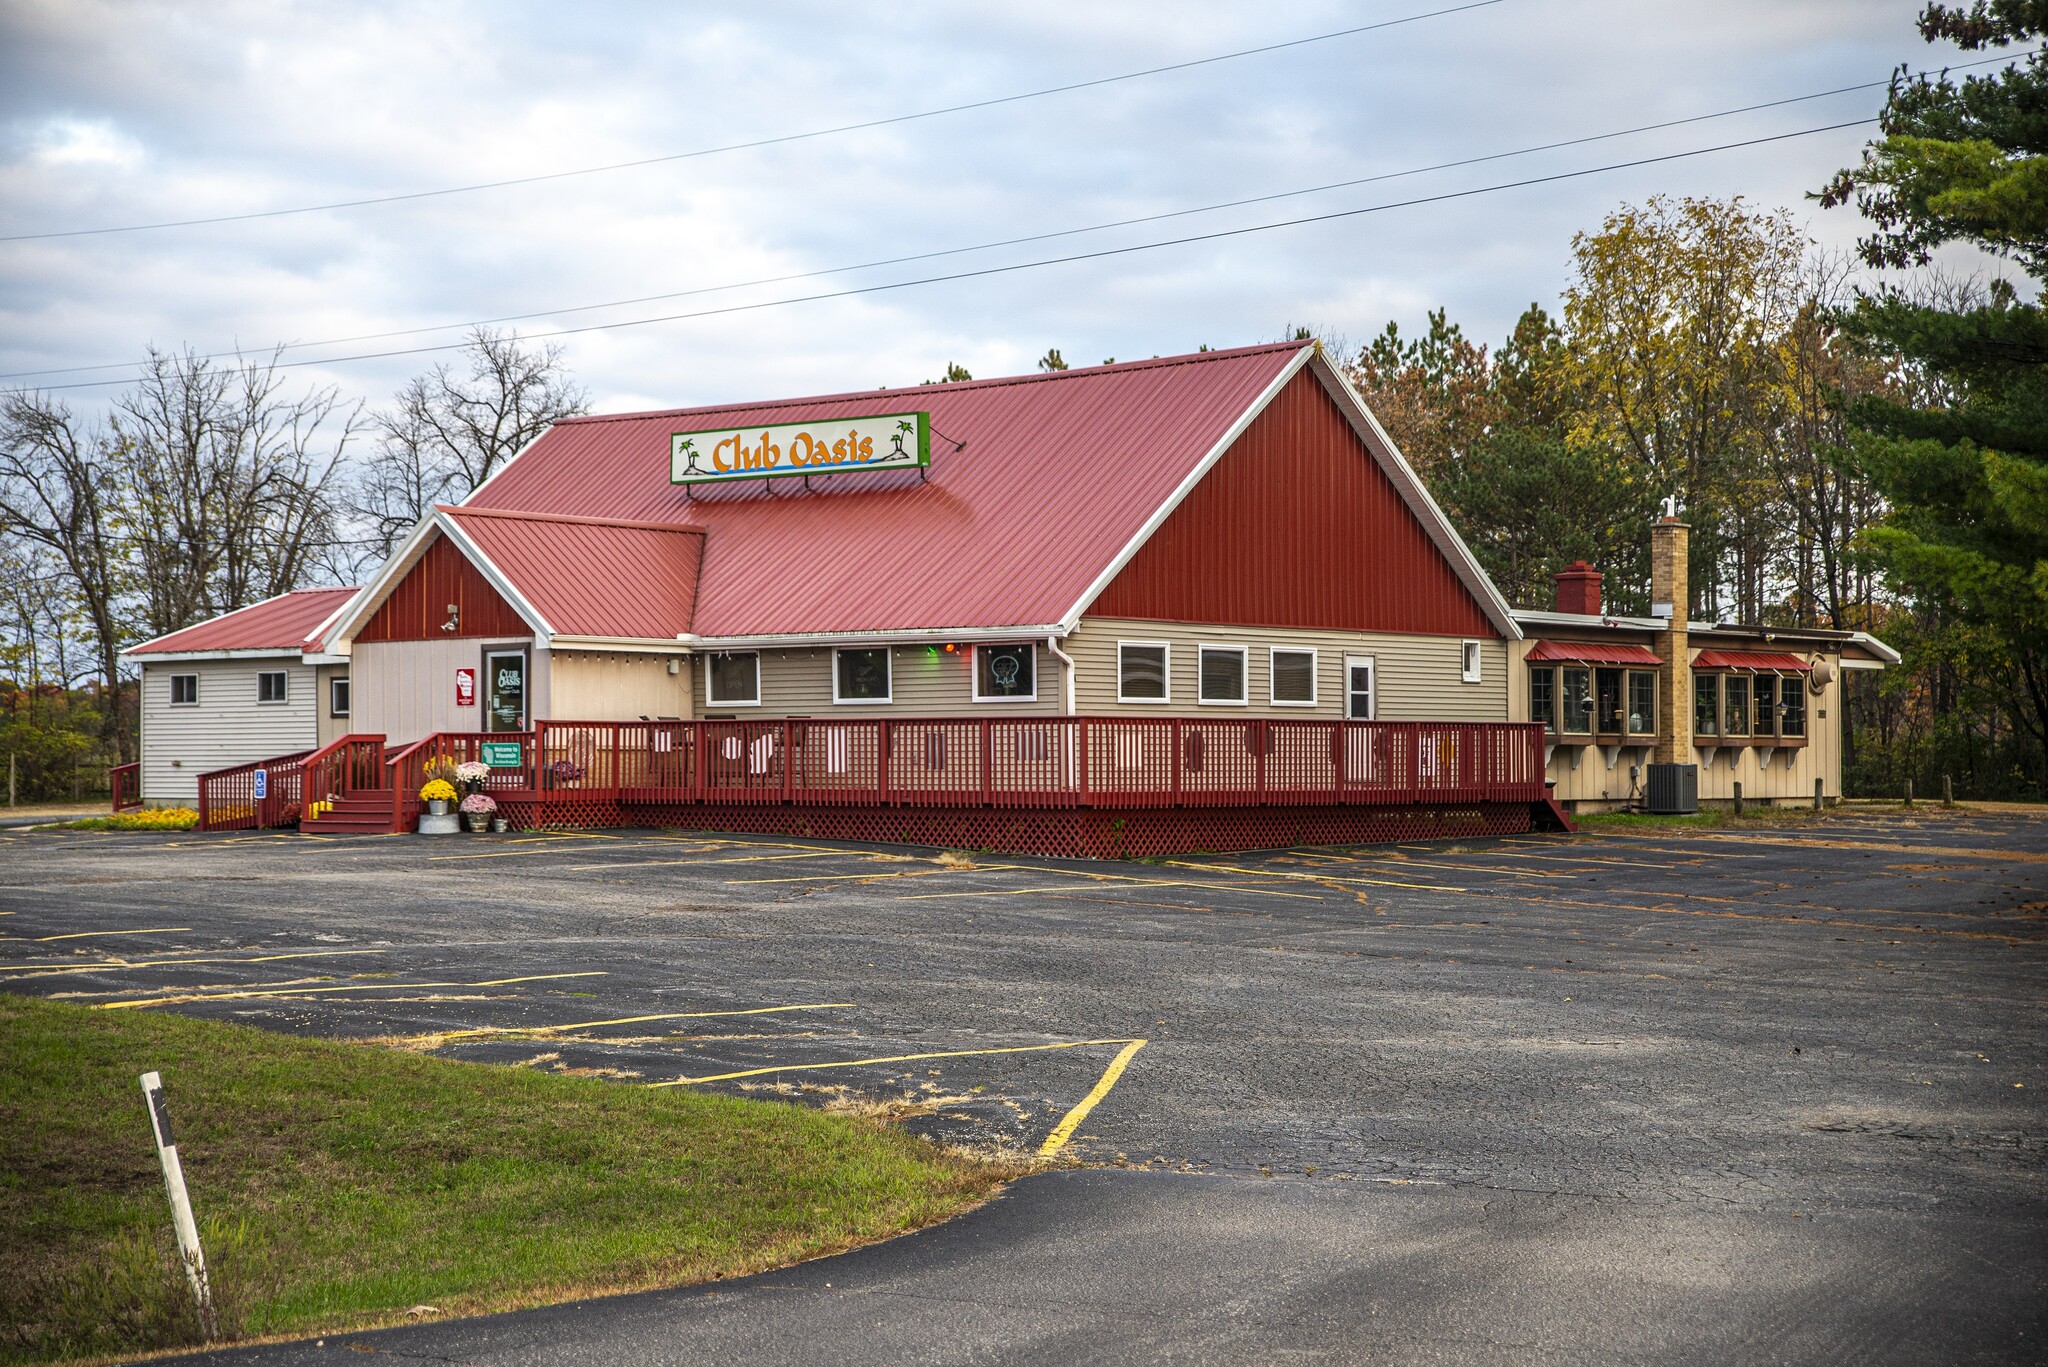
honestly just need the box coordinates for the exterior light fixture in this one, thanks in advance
[440,603,459,633]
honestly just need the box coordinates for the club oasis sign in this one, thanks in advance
[671,412,930,487]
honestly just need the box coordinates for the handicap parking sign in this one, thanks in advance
[253,768,268,799]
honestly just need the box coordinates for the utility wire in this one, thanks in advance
[14,48,2030,386]
[0,1,1503,243]
[24,119,1873,393]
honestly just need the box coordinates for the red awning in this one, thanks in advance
[1526,639,1661,666]
[1693,649,1811,671]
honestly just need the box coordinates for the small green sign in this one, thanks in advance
[479,742,523,768]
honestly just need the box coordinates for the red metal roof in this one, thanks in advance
[464,344,1310,637]
[128,587,359,656]
[1526,639,1662,666]
[1693,649,1811,671]
[442,507,704,638]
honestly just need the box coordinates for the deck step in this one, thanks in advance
[302,791,395,834]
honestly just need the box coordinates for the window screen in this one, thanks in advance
[1561,667,1591,734]
[1753,673,1777,735]
[1627,672,1655,734]
[1270,649,1315,704]
[708,652,759,705]
[330,677,350,718]
[1118,644,1168,701]
[1198,647,1246,704]
[1529,667,1555,729]
[1724,674,1750,735]
[835,648,891,702]
[257,671,287,703]
[975,643,1035,699]
[1461,641,1482,682]
[170,674,198,705]
[1780,675,1806,736]
[1694,674,1719,736]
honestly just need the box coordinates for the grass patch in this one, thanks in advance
[0,995,1023,1364]
[1574,800,1924,832]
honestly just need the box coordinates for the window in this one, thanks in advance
[329,677,350,718]
[170,674,198,706]
[834,648,891,703]
[1753,673,1778,736]
[1627,671,1656,735]
[707,652,760,706]
[1561,667,1591,735]
[257,671,287,704]
[1594,667,1624,733]
[484,649,527,732]
[1270,648,1317,706]
[1345,656,1376,719]
[1781,675,1807,737]
[1118,642,1169,702]
[974,643,1036,701]
[1694,674,1719,736]
[1529,666,1555,730]
[1723,674,1750,736]
[1198,645,1247,705]
[1461,640,1483,683]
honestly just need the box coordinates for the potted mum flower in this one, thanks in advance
[455,760,491,795]
[459,792,498,833]
[420,778,457,816]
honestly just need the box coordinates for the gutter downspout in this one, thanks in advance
[1046,635,1076,715]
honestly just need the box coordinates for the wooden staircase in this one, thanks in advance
[301,790,396,834]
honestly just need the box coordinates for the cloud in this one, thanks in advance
[0,0,1987,418]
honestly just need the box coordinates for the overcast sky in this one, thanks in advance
[0,0,2005,418]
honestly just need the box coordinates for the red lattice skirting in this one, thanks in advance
[495,798,1532,857]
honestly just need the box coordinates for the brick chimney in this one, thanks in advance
[1553,561,1603,616]
[1650,516,1691,763]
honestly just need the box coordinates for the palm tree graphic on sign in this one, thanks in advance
[675,437,711,476]
[889,419,914,460]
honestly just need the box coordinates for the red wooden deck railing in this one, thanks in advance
[196,718,1548,832]
[108,762,142,812]
[195,750,312,831]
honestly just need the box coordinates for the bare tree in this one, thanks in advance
[356,328,588,555]
[0,393,132,759]
[113,347,358,637]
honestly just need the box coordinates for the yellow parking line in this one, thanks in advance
[572,851,864,872]
[1039,1039,1148,1157]
[651,1037,1144,1088]
[730,868,947,885]
[1162,860,1462,893]
[436,1002,854,1041]
[0,948,389,977]
[95,970,607,1010]
[36,927,191,941]
[974,863,1334,899]
[1292,852,1574,880]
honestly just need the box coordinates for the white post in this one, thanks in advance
[139,1071,218,1340]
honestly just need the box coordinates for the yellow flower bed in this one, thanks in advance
[305,801,333,820]
[64,807,200,832]
[420,779,458,802]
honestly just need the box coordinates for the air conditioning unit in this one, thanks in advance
[1646,762,1698,815]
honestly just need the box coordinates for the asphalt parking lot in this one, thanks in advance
[3,811,2043,1363]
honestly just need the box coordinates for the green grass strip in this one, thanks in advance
[0,994,1018,1363]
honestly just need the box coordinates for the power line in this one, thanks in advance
[19,48,2030,387]
[0,1,1503,244]
[23,119,1874,393]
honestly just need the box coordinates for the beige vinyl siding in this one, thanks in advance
[352,637,546,744]
[315,664,352,746]
[551,650,694,721]
[139,658,319,805]
[1066,618,1509,719]
[693,644,1062,717]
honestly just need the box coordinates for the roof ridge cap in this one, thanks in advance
[553,341,1313,428]
[443,505,706,534]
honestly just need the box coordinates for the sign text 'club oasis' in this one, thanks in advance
[671,411,931,486]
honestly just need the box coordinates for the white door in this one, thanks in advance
[1345,656,1376,720]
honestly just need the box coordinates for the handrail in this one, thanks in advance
[109,762,142,812]
[195,749,313,831]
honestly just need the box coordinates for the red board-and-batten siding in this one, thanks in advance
[355,533,528,642]
[1090,369,1499,637]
